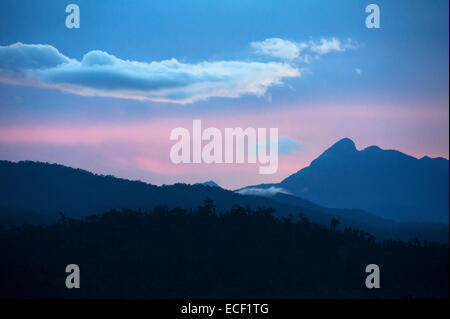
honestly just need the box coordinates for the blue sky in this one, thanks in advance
[0,0,448,188]
[0,0,448,118]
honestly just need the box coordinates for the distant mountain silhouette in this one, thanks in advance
[240,138,449,224]
[195,180,221,188]
[0,160,447,242]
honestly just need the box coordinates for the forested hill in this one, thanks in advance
[0,160,448,242]
[0,202,448,298]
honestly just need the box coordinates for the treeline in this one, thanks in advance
[0,199,448,298]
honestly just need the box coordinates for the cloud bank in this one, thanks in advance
[0,38,356,103]
[0,42,300,104]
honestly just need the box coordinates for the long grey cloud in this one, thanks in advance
[0,42,300,104]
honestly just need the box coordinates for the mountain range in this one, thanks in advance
[238,138,449,224]
[0,137,449,242]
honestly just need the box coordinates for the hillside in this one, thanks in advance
[0,160,448,242]
[0,204,447,298]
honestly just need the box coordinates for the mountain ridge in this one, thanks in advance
[240,138,449,224]
[0,159,448,242]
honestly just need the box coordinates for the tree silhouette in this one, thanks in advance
[330,218,340,231]
[0,201,447,299]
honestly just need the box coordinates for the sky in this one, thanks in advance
[0,0,448,189]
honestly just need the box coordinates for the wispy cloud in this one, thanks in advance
[257,135,303,156]
[309,38,356,55]
[236,186,291,196]
[251,37,357,61]
[0,42,300,104]
[251,38,303,60]
[278,136,303,155]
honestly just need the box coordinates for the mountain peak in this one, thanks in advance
[309,138,357,165]
[363,145,382,152]
[195,180,221,188]
[325,138,357,154]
